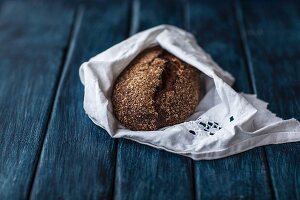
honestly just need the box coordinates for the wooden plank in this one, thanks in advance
[29,2,130,199]
[239,1,300,199]
[113,0,195,199]
[0,2,74,199]
[187,1,274,199]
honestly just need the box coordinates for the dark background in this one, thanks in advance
[0,0,299,199]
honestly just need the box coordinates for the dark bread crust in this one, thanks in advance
[112,46,205,131]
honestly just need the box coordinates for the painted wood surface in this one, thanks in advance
[29,2,129,199]
[114,1,194,200]
[0,2,74,199]
[240,1,300,199]
[187,1,274,199]
[0,0,299,199]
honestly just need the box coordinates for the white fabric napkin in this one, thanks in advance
[79,25,300,160]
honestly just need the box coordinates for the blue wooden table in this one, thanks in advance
[0,0,299,199]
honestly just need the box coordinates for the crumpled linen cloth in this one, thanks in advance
[79,25,300,160]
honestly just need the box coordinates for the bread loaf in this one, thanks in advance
[112,46,205,131]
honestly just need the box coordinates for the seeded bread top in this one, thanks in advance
[112,46,204,131]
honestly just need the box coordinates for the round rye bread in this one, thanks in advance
[112,46,205,131]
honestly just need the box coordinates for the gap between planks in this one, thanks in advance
[184,1,197,199]
[110,0,132,199]
[235,1,276,199]
[27,6,85,200]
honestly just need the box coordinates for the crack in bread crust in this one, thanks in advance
[112,46,205,131]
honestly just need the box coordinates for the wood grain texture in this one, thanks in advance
[0,2,74,199]
[29,2,129,199]
[239,1,300,199]
[187,1,274,199]
[1,0,298,199]
[113,0,194,200]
